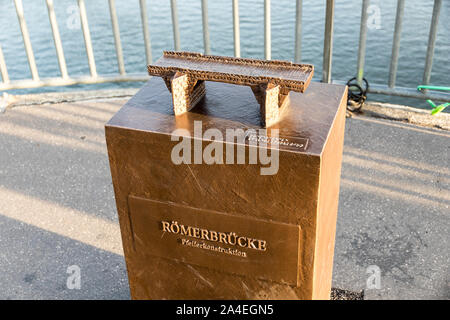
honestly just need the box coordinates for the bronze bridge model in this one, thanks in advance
[147,51,314,127]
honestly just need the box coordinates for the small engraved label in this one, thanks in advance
[244,132,308,152]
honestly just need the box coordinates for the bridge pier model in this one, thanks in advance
[147,51,314,127]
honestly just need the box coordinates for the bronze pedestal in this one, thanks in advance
[105,77,347,299]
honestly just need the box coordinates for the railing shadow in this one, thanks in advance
[333,116,449,299]
[0,214,129,299]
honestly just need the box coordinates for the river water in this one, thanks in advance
[0,0,448,109]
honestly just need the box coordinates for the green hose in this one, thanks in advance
[417,85,449,115]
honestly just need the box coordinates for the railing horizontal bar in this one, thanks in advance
[330,79,450,101]
[4,75,447,103]
[201,0,210,55]
[109,0,125,75]
[170,0,180,51]
[369,84,449,101]
[294,0,303,63]
[264,0,271,60]
[46,0,68,79]
[232,0,240,57]
[423,0,442,85]
[14,0,39,81]
[322,0,334,83]
[78,0,97,77]
[0,74,149,91]
[139,0,152,65]
[0,45,9,83]
[388,0,405,88]
[356,0,369,84]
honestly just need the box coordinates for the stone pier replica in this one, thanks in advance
[105,52,347,299]
[147,51,314,127]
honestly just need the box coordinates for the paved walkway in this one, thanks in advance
[0,98,448,299]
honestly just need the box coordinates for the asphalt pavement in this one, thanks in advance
[0,97,448,299]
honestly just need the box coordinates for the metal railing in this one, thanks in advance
[0,0,448,102]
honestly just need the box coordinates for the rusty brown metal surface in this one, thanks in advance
[147,51,314,127]
[105,78,347,300]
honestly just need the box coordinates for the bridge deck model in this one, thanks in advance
[147,51,314,127]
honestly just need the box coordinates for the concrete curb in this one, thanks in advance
[361,101,450,131]
[1,88,139,110]
[1,89,449,130]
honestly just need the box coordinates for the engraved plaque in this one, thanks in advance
[128,195,302,286]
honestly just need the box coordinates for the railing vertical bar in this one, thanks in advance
[108,0,125,74]
[322,0,334,83]
[201,0,210,54]
[46,0,68,79]
[14,0,39,81]
[388,0,405,88]
[232,0,241,57]
[0,45,9,83]
[294,0,303,63]
[356,0,369,84]
[139,0,152,65]
[264,0,271,60]
[77,0,97,77]
[170,0,181,51]
[423,0,442,86]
